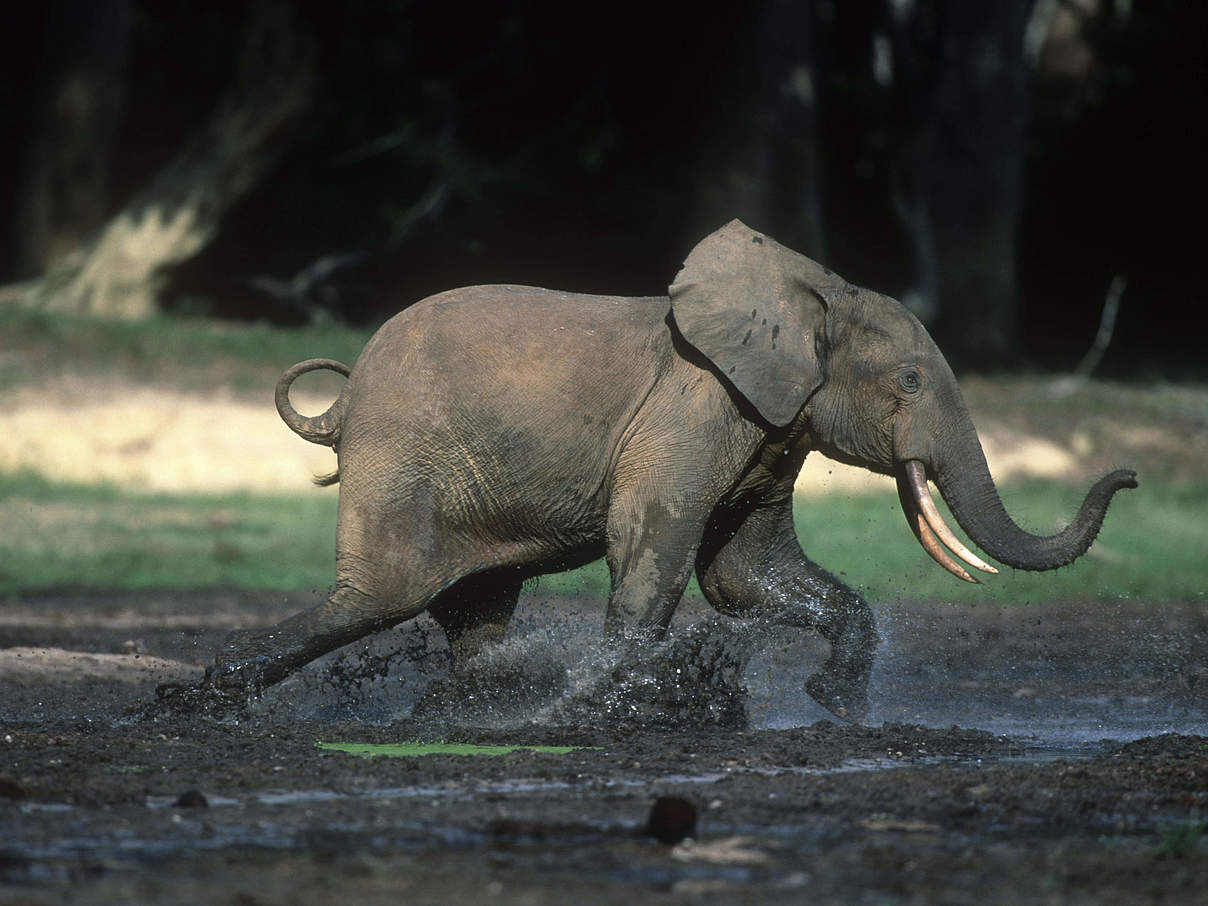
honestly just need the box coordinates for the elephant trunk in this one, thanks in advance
[898,428,1136,578]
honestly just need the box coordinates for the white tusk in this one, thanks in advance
[903,463,995,577]
[904,461,999,575]
[897,473,979,583]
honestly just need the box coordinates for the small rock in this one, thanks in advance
[0,775,27,800]
[644,795,697,844]
[174,789,208,808]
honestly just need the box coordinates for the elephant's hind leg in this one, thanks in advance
[207,482,471,696]
[208,582,411,693]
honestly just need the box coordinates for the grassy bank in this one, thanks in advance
[1,307,372,396]
[3,309,1203,606]
[0,472,340,595]
[795,478,1206,604]
[3,470,1202,605]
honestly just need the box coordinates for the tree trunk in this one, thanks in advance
[32,0,313,319]
[690,0,826,258]
[14,0,132,279]
[889,0,1034,365]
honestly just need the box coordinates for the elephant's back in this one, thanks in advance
[381,284,671,363]
[350,285,673,413]
[335,286,675,549]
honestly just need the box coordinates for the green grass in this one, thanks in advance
[3,309,1201,605]
[2,469,1203,604]
[0,307,372,395]
[1156,813,1206,860]
[795,478,1207,604]
[0,471,340,594]
[315,741,595,757]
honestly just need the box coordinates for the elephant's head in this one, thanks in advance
[670,219,1137,581]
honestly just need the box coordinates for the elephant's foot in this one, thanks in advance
[805,668,870,725]
[208,624,304,693]
[127,650,287,722]
[204,654,284,696]
[411,651,568,726]
[123,677,251,722]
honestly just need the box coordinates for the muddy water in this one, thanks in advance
[246,595,1208,744]
[2,592,1206,904]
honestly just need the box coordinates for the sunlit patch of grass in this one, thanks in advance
[316,741,594,757]
[2,469,1202,605]
[0,307,371,395]
[0,471,339,595]
[794,479,1207,604]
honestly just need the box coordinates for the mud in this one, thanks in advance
[2,591,1206,904]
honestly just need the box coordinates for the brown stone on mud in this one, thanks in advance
[0,774,27,800]
[174,789,208,808]
[644,795,698,845]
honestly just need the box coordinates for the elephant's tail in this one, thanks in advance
[275,359,351,456]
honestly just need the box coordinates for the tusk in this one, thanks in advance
[904,461,999,575]
[897,473,979,583]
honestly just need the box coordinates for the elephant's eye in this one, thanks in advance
[898,370,922,394]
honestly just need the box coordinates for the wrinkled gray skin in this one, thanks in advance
[206,220,1136,722]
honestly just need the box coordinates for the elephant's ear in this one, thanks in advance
[669,219,839,427]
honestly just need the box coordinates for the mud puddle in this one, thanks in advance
[2,592,1206,904]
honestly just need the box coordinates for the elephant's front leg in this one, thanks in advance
[696,500,878,722]
[603,492,710,642]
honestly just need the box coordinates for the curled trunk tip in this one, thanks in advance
[937,459,1138,573]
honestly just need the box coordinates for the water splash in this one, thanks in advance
[261,605,824,731]
[409,633,570,726]
[252,620,452,723]
[548,618,753,729]
[249,597,1207,744]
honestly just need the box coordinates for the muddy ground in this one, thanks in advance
[1,590,1206,905]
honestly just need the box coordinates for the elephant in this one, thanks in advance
[204,219,1136,722]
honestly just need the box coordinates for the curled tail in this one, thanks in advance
[275,358,351,456]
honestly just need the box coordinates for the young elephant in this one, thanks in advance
[208,220,1136,721]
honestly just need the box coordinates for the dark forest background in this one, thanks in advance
[2,0,1204,373]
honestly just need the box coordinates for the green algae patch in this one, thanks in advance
[316,741,594,758]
